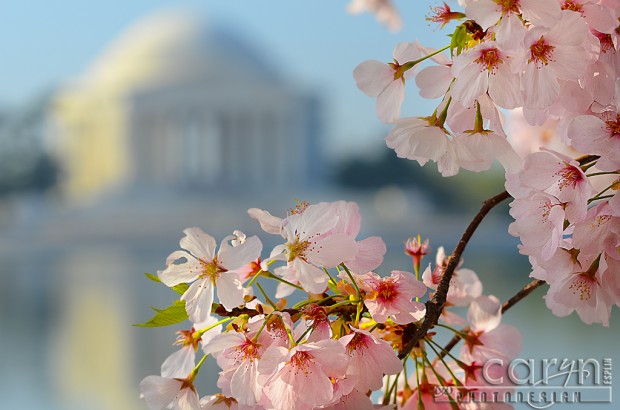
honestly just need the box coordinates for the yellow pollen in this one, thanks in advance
[568,274,595,301]
[605,115,620,138]
[555,164,582,190]
[495,0,520,14]
[377,279,399,303]
[288,239,310,262]
[290,351,313,375]
[346,332,368,355]
[561,0,584,13]
[529,36,555,66]
[475,48,503,72]
[199,258,225,284]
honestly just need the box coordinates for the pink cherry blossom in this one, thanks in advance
[415,48,453,99]
[521,11,598,110]
[404,236,430,269]
[199,394,241,410]
[385,116,450,171]
[545,253,617,326]
[572,201,620,261]
[568,111,620,171]
[139,374,201,410]
[339,327,402,391]
[321,388,375,410]
[322,200,387,274]
[297,303,332,342]
[517,149,592,222]
[161,327,202,379]
[558,0,619,33]
[159,228,262,324]
[461,295,522,363]
[451,41,523,109]
[465,0,561,30]
[455,129,522,173]
[508,191,566,260]
[358,270,426,324]
[353,42,425,122]
[260,202,358,294]
[422,247,483,307]
[203,330,271,407]
[257,339,349,410]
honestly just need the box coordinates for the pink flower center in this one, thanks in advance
[475,47,503,73]
[568,273,597,301]
[175,328,201,350]
[376,279,400,303]
[266,316,286,336]
[561,0,584,13]
[290,351,313,375]
[539,198,563,223]
[605,115,620,139]
[288,238,310,262]
[494,0,520,14]
[289,200,310,215]
[237,339,261,361]
[555,163,583,190]
[529,36,555,66]
[199,258,227,284]
[593,30,614,53]
[301,304,329,325]
[346,332,369,355]
[427,2,465,28]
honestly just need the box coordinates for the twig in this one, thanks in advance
[398,190,511,359]
[437,279,546,359]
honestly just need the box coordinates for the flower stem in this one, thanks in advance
[255,281,277,309]
[398,190,511,360]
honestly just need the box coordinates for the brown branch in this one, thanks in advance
[437,278,546,359]
[398,190,511,359]
[501,278,545,313]
[211,298,358,320]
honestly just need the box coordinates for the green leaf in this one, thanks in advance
[450,24,467,57]
[134,300,189,327]
[172,283,190,295]
[144,272,189,295]
[144,272,161,283]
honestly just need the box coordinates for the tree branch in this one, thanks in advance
[398,190,511,359]
[437,278,546,359]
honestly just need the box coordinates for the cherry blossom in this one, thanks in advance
[159,228,262,323]
[139,374,201,410]
[451,41,522,109]
[461,295,522,363]
[520,11,598,110]
[465,0,561,30]
[545,253,616,326]
[257,202,358,294]
[568,111,620,171]
[339,327,402,391]
[257,339,349,410]
[358,270,427,324]
[354,42,425,122]
[508,191,566,260]
[516,149,592,222]
[203,330,271,407]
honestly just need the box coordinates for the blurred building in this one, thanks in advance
[50,10,322,202]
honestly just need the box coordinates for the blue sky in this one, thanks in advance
[2,0,458,157]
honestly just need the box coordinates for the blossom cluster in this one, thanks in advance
[353,0,620,326]
[139,201,521,409]
[139,1,620,409]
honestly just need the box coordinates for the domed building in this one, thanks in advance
[50,10,322,202]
